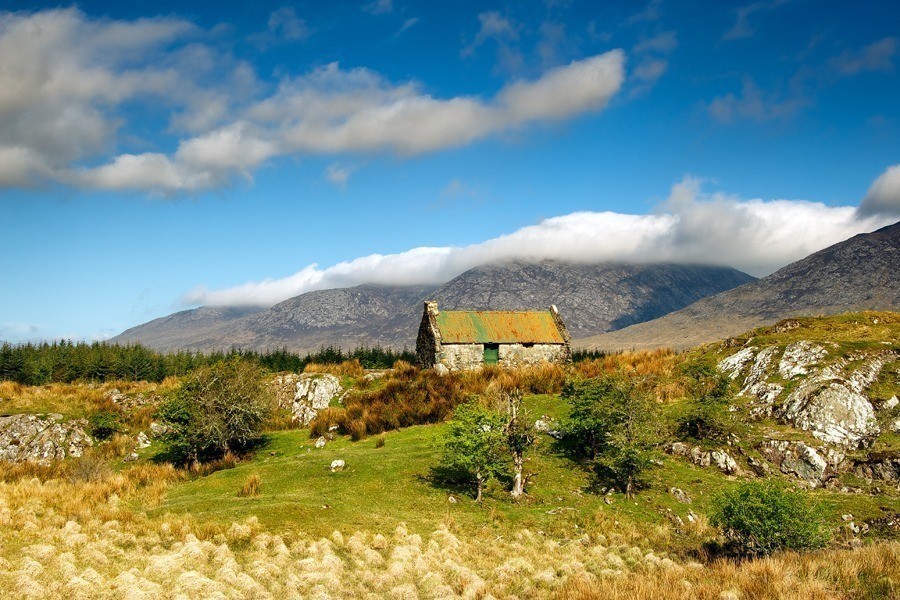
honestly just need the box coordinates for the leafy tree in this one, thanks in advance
[440,400,507,502]
[677,363,736,443]
[711,480,831,556]
[157,359,273,464]
[560,374,658,498]
[503,389,535,498]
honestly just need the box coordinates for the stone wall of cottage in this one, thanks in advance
[499,343,570,367]
[435,343,569,371]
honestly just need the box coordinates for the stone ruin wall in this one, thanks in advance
[499,343,570,367]
[437,343,569,372]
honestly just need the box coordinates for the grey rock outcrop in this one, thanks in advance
[668,443,740,475]
[778,352,896,448]
[271,373,343,425]
[0,414,93,463]
[719,342,896,448]
[778,341,827,379]
[758,440,845,486]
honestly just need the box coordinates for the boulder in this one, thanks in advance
[0,414,93,464]
[884,396,899,410]
[758,440,844,486]
[330,459,346,472]
[668,443,741,475]
[778,341,827,379]
[135,431,151,449]
[271,373,344,425]
[776,353,898,448]
[853,452,900,482]
[314,436,327,449]
[669,487,692,504]
[149,421,169,437]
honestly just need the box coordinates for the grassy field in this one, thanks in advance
[149,392,900,549]
[0,312,898,597]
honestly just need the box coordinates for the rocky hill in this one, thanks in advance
[111,262,754,352]
[578,220,900,351]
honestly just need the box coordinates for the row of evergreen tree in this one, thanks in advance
[0,341,415,385]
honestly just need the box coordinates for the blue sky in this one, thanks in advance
[1,0,899,342]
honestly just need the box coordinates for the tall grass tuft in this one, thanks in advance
[238,473,261,497]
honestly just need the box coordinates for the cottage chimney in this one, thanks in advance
[425,300,439,316]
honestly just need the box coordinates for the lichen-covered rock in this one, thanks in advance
[738,347,784,417]
[270,373,344,425]
[853,453,900,482]
[758,439,846,486]
[0,414,93,463]
[778,360,882,448]
[778,341,827,379]
[668,443,740,475]
[135,431,151,449]
[717,347,757,379]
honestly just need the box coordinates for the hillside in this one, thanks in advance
[112,262,754,352]
[1,313,899,598]
[579,220,900,351]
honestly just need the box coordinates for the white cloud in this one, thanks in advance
[722,0,789,42]
[363,0,393,15]
[0,9,626,194]
[461,11,524,74]
[858,164,900,217]
[707,78,805,123]
[325,163,355,189]
[629,31,677,96]
[396,17,419,36]
[830,37,897,76]
[183,176,895,307]
[250,7,312,48]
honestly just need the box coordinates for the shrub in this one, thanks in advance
[238,473,261,497]
[560,374,658,497]
[676,363,737,443]
[157,359,272,464]
[711,480,831,556]
[374,434,386,448]
[88,410,121,441]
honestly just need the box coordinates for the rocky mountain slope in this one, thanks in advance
[579,221,900,351]
[111,262,754,352]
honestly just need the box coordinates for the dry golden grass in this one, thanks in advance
[0,460,896,599]
[237,473,261,497]
[0,380,177,423]
[304,359,366,378]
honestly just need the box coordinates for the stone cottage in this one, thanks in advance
[416,301,571,372]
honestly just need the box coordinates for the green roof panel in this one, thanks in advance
[434,310,565,344]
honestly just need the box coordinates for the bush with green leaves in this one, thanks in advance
[157,359,272,464]
[439,400,508,502]
[711,480,831,556]
[560,374,658,497]
[676,363,737,443]
[88,410,121,441]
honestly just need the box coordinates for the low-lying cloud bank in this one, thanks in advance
[0,8,624,193]
[184,170,899,307]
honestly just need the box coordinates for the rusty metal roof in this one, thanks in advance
[434,310,565,344]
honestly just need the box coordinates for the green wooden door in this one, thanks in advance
[483,344,499,365]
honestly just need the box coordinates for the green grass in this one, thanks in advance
[147,391,900,553]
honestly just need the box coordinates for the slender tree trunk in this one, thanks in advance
[476,474,484,502]
[626,475,633,499]
[511,452,524,498]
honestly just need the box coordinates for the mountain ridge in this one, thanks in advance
[577,220,900,350]
[111,262,756,352]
